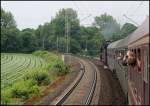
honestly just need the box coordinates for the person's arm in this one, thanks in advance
[137,58,141,70]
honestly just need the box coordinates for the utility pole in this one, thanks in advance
[80,14,92,55]
[64,11,71,66]
[65,12,67,53]
[57,36,58,51]
[53,18,58,52]
[68,23,70,53]
[41,26,45,50]
[67,17,69,53]
[42,36,45,50]
[51,17,58,51]
[65,14,92,54]
[65,11,69,53]
[85,40,87,51]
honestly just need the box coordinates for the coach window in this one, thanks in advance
[122,50,125,56]
[121,51,124,60]
[134,49,137,63]
[113,51,115,59]
[134,49,137,58]
[117,50,121,60]
[137,48,141,72]
[115,50,117,59]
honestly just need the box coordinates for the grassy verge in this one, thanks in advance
[1,50,69,105]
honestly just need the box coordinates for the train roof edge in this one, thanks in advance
[107,16,149,49]
[128,16,149,45]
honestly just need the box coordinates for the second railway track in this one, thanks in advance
[50,57,98,105]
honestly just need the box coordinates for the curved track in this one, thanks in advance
[50,57,98,105]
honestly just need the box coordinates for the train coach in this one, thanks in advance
[127,16,149,105]
[107,38,128,101]
[104,16,149,105]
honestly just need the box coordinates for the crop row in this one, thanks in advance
[1,53,48,88]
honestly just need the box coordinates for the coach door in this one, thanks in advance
[143,46,149,105]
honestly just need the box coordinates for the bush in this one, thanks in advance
[33,50,69,76]
[33,50,49,57]
[1,79,40,105]
[24,69,51,86]
[1,88,12,105]
[11,80,37,100]
[29,85,40,96]
[33,50,60,63]
[32,50,44,56]
[52,61,69,76]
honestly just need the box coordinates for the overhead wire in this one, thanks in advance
[130,1,143,16]
[72,1,93,25]
[122,1,144,26]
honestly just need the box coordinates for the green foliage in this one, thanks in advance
[52,60,69,76]
[111,23,137,42]
[93,13,120,41]
[70,38,81,54]
[1,79,40,105]
[20,28,38,52]
[34,8,80,52]
[24,69,51,86]
[1,8,37,53]
[29,85,40,96]
[1,8,137,56]
[33,50,69,76]
[1,8,21,52]
[11,81,29,100]
[79,26,105,56]
[1,8,16,29]
[33,50,60,64]
[11,80,39,100]
[119,23,137,38]
[1,88,12,104]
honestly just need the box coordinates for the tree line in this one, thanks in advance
[1,8,137,56]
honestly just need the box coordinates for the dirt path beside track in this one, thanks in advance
[91,59,125,105]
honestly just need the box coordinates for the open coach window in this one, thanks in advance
[144,48,149,83]
[137,48,141,72]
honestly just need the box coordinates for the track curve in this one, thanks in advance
[50,57,98,105]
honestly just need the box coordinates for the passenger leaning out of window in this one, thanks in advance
[123,50,141,69]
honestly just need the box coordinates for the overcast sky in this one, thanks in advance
[1,1,149,30]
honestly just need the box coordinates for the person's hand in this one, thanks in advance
[137,58,141,70]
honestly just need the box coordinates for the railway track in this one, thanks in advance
[50,57,98,105]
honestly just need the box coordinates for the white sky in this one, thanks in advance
[1,1,149,30]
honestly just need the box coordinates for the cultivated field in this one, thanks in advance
[1,53,48,88]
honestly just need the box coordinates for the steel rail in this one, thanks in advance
[85,60,97,105]
[54,58,97,105]
[54,60,85,105]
